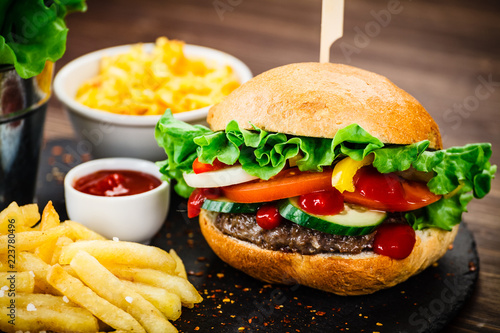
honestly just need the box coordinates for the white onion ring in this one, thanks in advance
[183,166,259,188]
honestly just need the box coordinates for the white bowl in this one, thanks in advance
[54,43,253,161]
[64,158,170,243]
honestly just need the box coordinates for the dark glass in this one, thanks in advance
[0,64,53,210]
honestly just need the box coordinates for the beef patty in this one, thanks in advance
[213,213,407,255]
[214,213,371,255]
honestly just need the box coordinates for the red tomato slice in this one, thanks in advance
[222,168,333,203]
[187,188,222,218]
[192,158,228,174]
[343,166,441,212]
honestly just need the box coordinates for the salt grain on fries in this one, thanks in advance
[0,201,202,333]
[76,37,241,115]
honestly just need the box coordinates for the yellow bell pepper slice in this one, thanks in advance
[331,154,374,193]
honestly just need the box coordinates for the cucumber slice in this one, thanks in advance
[202,198,261,214]
[278,198,386,236]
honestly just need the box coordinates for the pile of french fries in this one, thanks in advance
[0,201,202,332]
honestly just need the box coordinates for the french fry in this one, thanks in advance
[105,265,202,307]
[0,225,71,253]
[47,264,145,332]
[33,242,56,264]
[0,203,39,235]
[51,236,74,265]
[33,246,54,264]
[16,252,49,273]
[0,202,20,235]
[33,203,62,262]
[64,220,107,241]
[61,264,78,277]
[120,280,182,321]
[170,249,187,279]
[16,252,59,295]
[0,307,99,333]
[58,240,176,273]
[19,203,40,228]
[40,201,60,230]
[0,272,35,293]
[70,251,177,333]
[0,292,77,308]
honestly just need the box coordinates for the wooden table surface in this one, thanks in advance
[45,0,500,331]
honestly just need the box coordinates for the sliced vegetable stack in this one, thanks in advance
[155,109,495,259]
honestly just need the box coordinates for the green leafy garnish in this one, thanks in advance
[0,0,87,79]
[372,141,496,230]
[155,110,495,231]
[155,109,211,197]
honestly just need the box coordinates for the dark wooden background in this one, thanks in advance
[45,0,500,332]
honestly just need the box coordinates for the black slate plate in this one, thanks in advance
[36,139,479,333]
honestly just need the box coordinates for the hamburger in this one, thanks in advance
[155,63,495,295]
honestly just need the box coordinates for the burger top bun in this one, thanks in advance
[208,62,442,149]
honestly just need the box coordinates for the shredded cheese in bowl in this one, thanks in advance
[75,37,241,116]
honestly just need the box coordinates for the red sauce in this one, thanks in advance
[373,223,416,259]
[344,166,441,212]
[354,167,405,206]
[256,204,283,230]
[298,189,344,216]
[187,188,222,218]
[74,170,162,197]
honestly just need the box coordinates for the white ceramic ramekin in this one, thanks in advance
[64,158,170,243]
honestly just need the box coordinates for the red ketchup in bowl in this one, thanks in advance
[74,170,162,197]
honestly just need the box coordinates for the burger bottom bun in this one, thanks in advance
[199,210,459,296]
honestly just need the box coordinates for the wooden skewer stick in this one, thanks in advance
[319,0,345,63]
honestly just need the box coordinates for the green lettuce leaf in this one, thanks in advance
[372,141,495,197]
[193,120,383,180]
[405,149,496,231]
[333,123,384,160]
[155,109,211,197]
[0,0,87,79]
[154,110,495,231]
[414,143,494,196]
[374,141,496,230]
[406,190,474,231]
[372,141,430,173]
